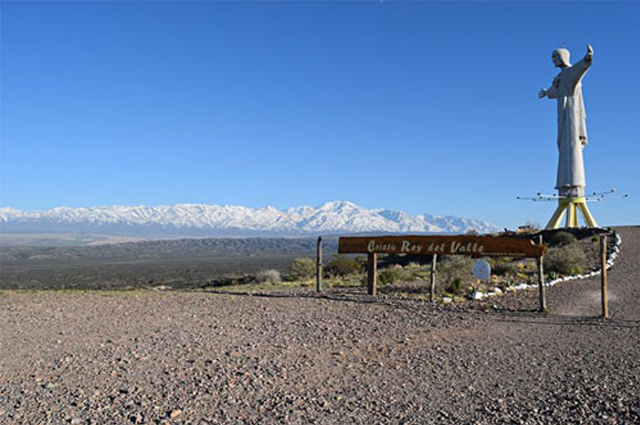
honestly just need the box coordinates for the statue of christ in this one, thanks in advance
[539,44,593,198]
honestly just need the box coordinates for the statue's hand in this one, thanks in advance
[538,88,546,99]
[585,44,593,61]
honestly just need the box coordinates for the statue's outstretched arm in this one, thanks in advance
[567,44,593,85]
[539,78,558,99]
[584,44,593,62]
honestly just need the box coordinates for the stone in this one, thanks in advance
[472,260,491,281]
[470,291,484,300]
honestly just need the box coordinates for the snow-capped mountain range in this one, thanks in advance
[0,201,500,237]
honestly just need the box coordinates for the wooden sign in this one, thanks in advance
[338,235,545,258]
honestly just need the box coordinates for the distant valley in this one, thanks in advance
[0,237,339,290]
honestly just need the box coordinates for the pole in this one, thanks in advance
[316,236,322,293]
[537,235,546,313]
[367,253,378,296]
[600,235,608,318]
[430,254,438,302]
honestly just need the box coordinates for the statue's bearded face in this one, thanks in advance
[552,52,563,67]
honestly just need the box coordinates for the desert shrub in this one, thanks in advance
[255,269,282,284]
[379,263,429,286]
[518,221,541,232]
[437,256,474,294]
[545,243,587,275]
[208,274,256,287]
[548,231,577,247]
[378,267,404,285]
[490,257,519,276]
[284,257,315,281]
[324,255,363,277]
[444,278,463,296]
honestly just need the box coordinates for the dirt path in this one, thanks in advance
[1,227,638,424]
[499,226,639,321]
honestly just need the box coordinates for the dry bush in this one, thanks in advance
[437,256,474,295]
[518,221,541,232]
[548,231,577,247]
[490,257,519,276]
[545,243,587,275]
[378,267,405,285]
[324,255,363,277]
[255,269,282,284]
[284,257,315,282]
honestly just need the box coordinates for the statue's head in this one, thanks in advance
[552,48,571,68]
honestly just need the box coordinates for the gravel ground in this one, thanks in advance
[1,227,638,424]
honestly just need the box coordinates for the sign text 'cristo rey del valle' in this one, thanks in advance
[338,235,545,258]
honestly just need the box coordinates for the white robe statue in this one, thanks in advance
[539,45,593,197]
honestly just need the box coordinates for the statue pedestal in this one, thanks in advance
[546,197,599,229]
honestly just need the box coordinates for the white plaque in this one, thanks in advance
[472,259,491,281]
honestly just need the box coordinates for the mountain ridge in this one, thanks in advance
[0,201,500,237]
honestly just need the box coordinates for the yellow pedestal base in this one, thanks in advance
[546,197,599,229]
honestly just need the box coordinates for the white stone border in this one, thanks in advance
[469,231,622,301]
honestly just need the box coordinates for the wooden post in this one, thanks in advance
[430,254,438,302]
[367,253,378,296]
[316,236,322,293]
[600,235,608,318]
[537,235,546,313]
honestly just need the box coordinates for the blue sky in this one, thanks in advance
[1,1,639,229]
